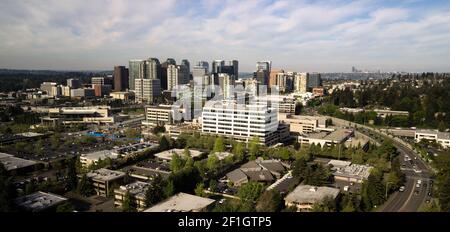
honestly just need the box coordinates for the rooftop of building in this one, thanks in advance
[416,129,450,140]
[143,193,215,212]
[85,168,126,182]
[116,181,149,198]
[81,150,118,161]
[345,137,370,148]
[301,129,353,142]
[154,148,203,161]
[285,185,340,204]
[0,152,37,171]
[14,191,67,212]
[333,164,373,180]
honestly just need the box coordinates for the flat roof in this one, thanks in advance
[154,149,203,161]
[285,185,340,204]
[14,191,67,212]
[302,129,353,142]
[327,160,352,169]
[416,130,450,140]
[333,164,373,180]
[144,193,215,212]
[0,152,37,171]
[81,150,118,161]
[86,168,126,182]
[116,181,149,198]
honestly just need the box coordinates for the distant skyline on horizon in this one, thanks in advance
[1,0,450,72]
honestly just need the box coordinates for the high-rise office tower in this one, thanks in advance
[166,58,176,65]
[256,61,272,73]
[167,64,190,91]
[269,69,283,88]
[307,73,322,88]
[193,61,209,85]
[145,58,161,80]
[67,79,81,89]
[113,66,129,91]
[212,60,238,79]
[129,60,145,90]
[181,59,190,73]
[135,78,161,103]
[218,73,235,99]
[254,69,269,85]
[92,76,113,86]
[294,73,309,93]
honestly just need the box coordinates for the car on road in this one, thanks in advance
[428,192,432,196]
[399,186,405,192]
[416,183,421,188]
[414,190,420,195]
[417,180,422,184]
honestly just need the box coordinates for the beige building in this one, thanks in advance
[85,168,126,197]
[278,113,328,134]
[143,193,215,212]
[114,181,149,211]
[284,185,340,211]
[41,106,114,125]
[297,129,354,147]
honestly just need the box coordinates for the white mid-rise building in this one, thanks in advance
[201,100,279,145]
[415,129,450,148]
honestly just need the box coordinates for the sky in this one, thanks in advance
[1,0,450,72]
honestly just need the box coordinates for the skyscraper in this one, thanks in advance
[181,59,190,73]
[145,58,161,80]
[218,73,235,99]
[307,73,322,88]
[256,61,272,73]
[193,61,209,85]
[129,60,145,90]
[269,69,283,89]
[167,64,190,91]
[294,73,309,93]
[113,66,129,91]
[254,69,269,85]
[67,79,81,89]
[135,78,161,103]
[212,60,238,79]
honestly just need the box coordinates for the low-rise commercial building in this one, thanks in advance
[80,150,119,168]
[0,152,38,174]
[415,129,450,148]
[154,148,203,161]
[85,168,126,197]
[332,163,373,183]
[41,106,115,125]
[114,181,149,212]
[143,192,215,212]
[374,109,409,118]
[298,129,354,147]
[284,185,340,211]
[278,113,329,134]
[109,91,132,101]
[14,191,68,212]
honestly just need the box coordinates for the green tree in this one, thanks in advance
[194,183,207,197]
[232,142,245,162]
[248,137,260,160]
[159,136,170,151]
[170,153,185,172]
[50,133,61,150]
[34,139,44,156]
[122,191,137,212]
[311,196,337,212]
[237,181,265,203]
[213,136,226,152]
[144,174,166,207]
[255,190,282,212]
[77,174,94,197]
[56,202,74,212]
[209,179,218,192]
[65,158,78,191]
[206,154,220,172]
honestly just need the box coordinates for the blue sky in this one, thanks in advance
[0,0,450,72]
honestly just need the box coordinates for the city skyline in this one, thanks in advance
[1,0,450,72]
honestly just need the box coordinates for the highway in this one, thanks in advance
[327,116,433,212]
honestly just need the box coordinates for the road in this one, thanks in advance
[328,116,433,212]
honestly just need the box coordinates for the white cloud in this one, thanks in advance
[0,0,449,72]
